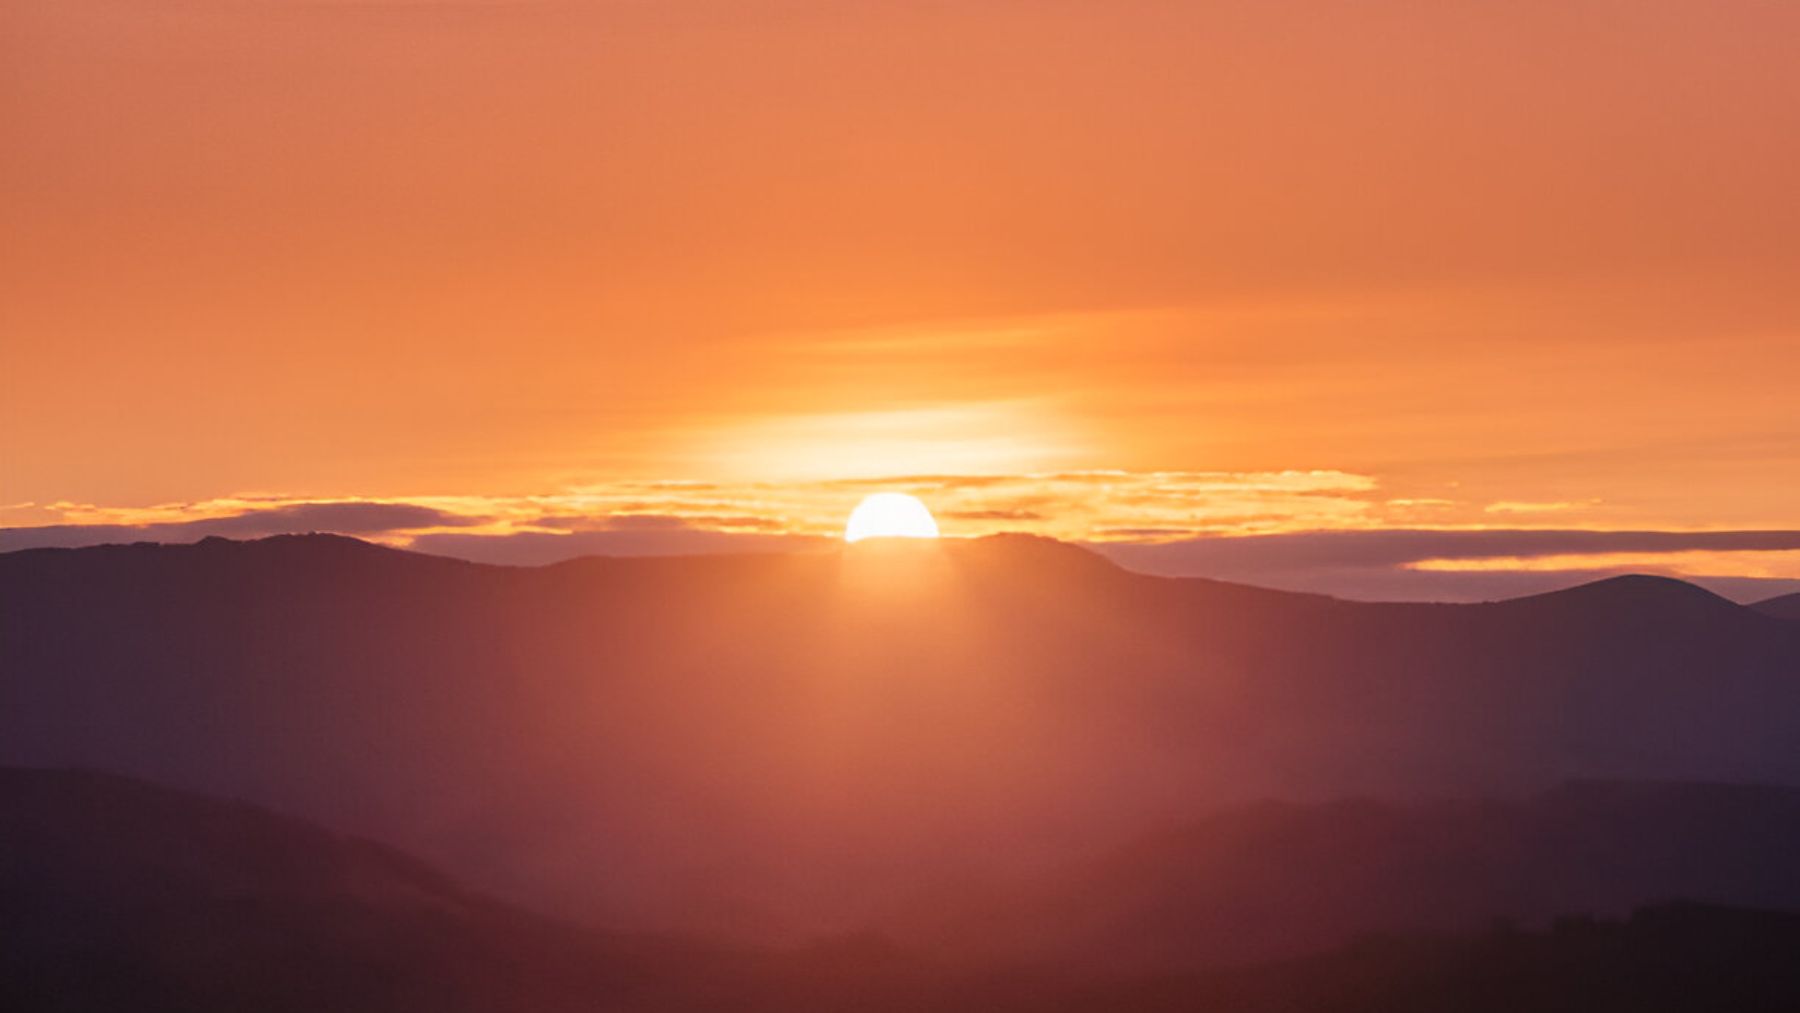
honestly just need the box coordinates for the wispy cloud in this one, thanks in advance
[1096,529,1800,603]
[1484,500,1602,515]
[1,470,1381,553]
[0,501,480,552]
[408,528,829,567]
[10,483,1800,604]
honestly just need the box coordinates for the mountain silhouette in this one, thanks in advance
[4,534,1799,939]
[1751,591,1800,621]
[0,767,704,1013]
[1114,901,1800,1013]
[895,779,1800,970]
[8,767,1800,1012]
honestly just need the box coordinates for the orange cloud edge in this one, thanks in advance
[6,473,1800,601]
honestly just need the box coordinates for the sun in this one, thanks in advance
[844,493,940,543]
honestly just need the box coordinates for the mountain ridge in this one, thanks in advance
[1752,591,1800,621]
[11,766,1800,1012]
[1,531,1771,612]
[4,533,1798,939]
[893,778,1800,971]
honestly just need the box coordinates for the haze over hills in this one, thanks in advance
[4,534,1800,943]
[13,0,1799,1005]
[893,779,1800,970]
[9,767,1800,1013]
[0,767,673,1013]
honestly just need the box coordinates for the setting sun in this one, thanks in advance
[9,3,1800,1009]
[843,493,940,543]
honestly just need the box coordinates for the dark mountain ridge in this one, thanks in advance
[9,767,1800,1013]
[0,767,688,1013]
[895,778,1800,970]
[4,534,1798,939]
[1752,590,1800,621]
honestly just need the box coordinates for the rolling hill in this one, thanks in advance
[897,779,1800,970]
[8,767,1800,1012]
[0,767,693,1013]
[1752,591,1800,621]
[3,534,1798,939]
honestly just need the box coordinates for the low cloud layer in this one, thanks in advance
[1095,529,1800,603]
[409,528,829,567]
[0,502,478,553]
[6,487,1800,604]
[1097,529,1800,573]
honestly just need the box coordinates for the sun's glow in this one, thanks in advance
[844,493,940,543]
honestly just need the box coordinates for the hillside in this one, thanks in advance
[3,534,1798,938]
[8,768,1800,1012]
[0,767,700,1013]
[1751,592,1800,621]
[896,779,1800,969]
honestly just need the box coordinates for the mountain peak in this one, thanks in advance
[1750,591,1800,621]
[197,531,405,554]
[945,533,1121,573]
[1505,572,1739,612]
[928,534,1139,591]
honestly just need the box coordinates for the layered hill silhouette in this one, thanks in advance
[1752,591,1800,621]
[3,534,1799,941]
[0,767,687,1012]
[8,767,1800,1013]
[894,779,1800,970]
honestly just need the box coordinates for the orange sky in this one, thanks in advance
[3,1,1798,591]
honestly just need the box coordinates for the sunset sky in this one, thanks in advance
[4,0,1798,599]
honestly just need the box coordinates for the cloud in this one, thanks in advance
[1097,529,1800,571]
[595,513,787,533]
[1093,529,1800,603]
[192,501,482,536]
[0,501,480,553]
[10,493,1800,604]
[408,529,830,567]
[11,481,1799,605]
[1484,500,1601,515]
[938,508,1046,522]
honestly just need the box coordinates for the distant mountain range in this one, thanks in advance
[0,767,684,1013]
[4,534,1799,942]
[8,767,1800,1013]
[893,779,1800,969]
